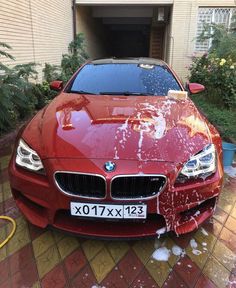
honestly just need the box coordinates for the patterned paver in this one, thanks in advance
[0,143,236,288]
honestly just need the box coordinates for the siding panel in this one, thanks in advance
[0,0,73,81]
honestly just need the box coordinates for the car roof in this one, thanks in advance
[90,57,166,66]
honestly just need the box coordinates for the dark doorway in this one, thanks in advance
[150,26,165,60]
[108,25,150,57]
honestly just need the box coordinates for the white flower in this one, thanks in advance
[219,58,226,66]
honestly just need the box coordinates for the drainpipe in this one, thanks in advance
[72,0,76,41]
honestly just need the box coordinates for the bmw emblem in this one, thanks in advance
[104,161,116,172]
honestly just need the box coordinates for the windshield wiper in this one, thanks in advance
[68,90,96,95]
[99,91,154,96]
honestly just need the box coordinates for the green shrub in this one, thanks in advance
[0,43,38,134]
[33,81,57,110]
[43,63,61,83]
[42,34,89,84]
[0,59,38,133]
[61,33,89,82]
[191,95,236,141]
[0,42,15,60]
[189,54,236,108]
[0,34,89,135]
[197,17,236,62]
[189,18,236,110]
[12,63,39,118]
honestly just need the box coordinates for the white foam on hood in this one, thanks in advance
[152,114,166,140]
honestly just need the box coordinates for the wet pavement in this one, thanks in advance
[0,144,236,288]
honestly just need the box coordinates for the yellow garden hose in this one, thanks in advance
[0,216,16,248]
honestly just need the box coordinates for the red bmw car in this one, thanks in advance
[9,58,223,238]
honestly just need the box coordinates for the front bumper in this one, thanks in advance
[8,158,223,239]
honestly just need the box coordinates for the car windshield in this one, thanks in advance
[69,63,182,96]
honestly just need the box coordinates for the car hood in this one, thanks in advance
[23,93,211,164]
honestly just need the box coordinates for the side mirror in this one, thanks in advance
[188,83,205,94]
[50,81,63,91]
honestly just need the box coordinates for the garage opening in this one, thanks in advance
[76,6,171,61]
[108,23,150,58]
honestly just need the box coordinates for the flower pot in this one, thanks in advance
[222,142,236,167]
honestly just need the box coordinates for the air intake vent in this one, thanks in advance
[55,173,106,198]
[111,175,166,199]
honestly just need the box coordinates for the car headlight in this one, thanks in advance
[16,139,44,173]
[176,144,216,183]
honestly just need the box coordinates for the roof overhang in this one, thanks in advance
[76,0,173,5]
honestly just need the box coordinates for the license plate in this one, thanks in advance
[70,202,147,219]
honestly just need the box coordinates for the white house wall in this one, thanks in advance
[0,0,73,81]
